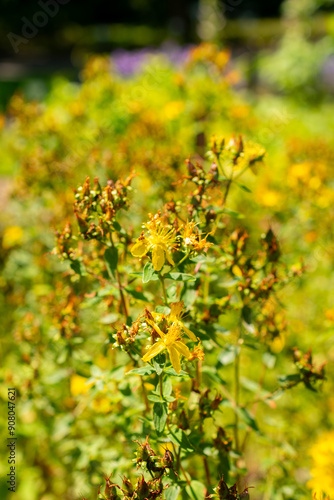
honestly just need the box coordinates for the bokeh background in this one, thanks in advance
[1,0,334,111]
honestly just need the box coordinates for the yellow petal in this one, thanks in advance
[70,375,93,396]
[131,239,149,258]
[142,341,166,362]
[165,250,175,266]
[174,341,191,359]
[146,318,165,339]
[167,346,181,373]
[170,301,184,319]
[182,324,197,342]
[152,244,165,271]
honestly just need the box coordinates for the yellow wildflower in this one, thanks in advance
[169,301,197,342]
[131,213,177,271]
[92,395,113,413]
[143,321,190,373]
[163,101,185,121]
[142,310,204,373]
[2,226,23,249]
[188,339,205,361]
[70,374,94,396]
[307,430,334,498]
[181,221,212,253]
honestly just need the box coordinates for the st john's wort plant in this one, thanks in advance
[54,135,326,499]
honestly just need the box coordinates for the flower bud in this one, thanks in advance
[135,476,150,499]
[122,477,133,495]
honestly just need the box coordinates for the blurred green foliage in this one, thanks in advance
[0,36,334,500]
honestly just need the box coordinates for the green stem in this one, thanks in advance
[234,348,240,452]
[211,169,233,236]
[241,362,267,452]
[117,270,129,321]
[160,276,168,305]
[234,323,242,454]
[159,372,164,399]
[233,164,249,180]
[223,177,232,206]
[168,251,190,273]
[109,231,129,321]
[141,378,150,413]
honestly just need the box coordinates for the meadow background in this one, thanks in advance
[0,0,334,499]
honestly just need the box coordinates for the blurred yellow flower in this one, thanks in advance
[92,395,113,413]
[2,226,23,249]
[70,375,93,396]
[163,101,185,121]
[307,430,334,497]
[270,334,285,353]
[325,309,334,321]
[259,189,282,208]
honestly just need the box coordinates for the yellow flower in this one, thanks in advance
[131,214,177,271]
[181,221,212,253]
[163,101,185,121]
[2,226,23,249]
[169,301,197,342]
[92,395,113,413]
[188,339,205,361]
[70,374,94,396]
[307,430,334,497]
[143,321,191,374]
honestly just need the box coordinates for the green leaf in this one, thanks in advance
[165,272,195,282]
[242,306,252,324]
[127,366,155,376]
[166,284,177,302]
[278,374,301,386]
[181,288,197,307]
[104,247,118,278]
[156,306,171,315]
[125,287,150,302]
[236,182,252,193]
[223,207,244,219]
[164,367,189,377]
[218,346,240,365]
[202,365,224,384]
[143,262,159,283]
[152,352,166,375]
[185,481,206,500]
[165,485,180,500]
[219,279,240,288]
[236,407,260,433]
[99,313,119,324]
[153,402,168,434]
[262,352,276,369]
[163,378,172,396]
[164,395,176,403]
[70,259,86,276]
[240,377,262,393]
[169,428,194,452]
[148,395,164,403]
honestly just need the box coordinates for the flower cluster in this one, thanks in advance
[73,174,135,241]
[292,348,326,390]
[131,213,212,271]
[207,476,252,499]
